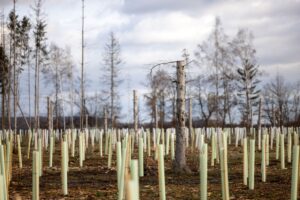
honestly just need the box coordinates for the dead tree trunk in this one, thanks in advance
[85,114,88,129]
[70,64,74,129]
[257,97,262,131]
[47,97,53,141]
[154,101,158,129]
[13,0,17,133]
[80,0,85,130]
[1,16,6,130]
[257,96,262,149]
[160,95,165,128]
[174,60,190,172]
[172,97,176,127]
[47,97,53,131]
[47,96,50,130]
[95,113,98,128]
[50,101,53,130]
[104,107,108,134]
[133,90,138,133]
[95,92,98,128]
[188,98,193,138]
[1,78,5,130]
[28,56,31,129]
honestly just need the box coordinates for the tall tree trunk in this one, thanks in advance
[95,93,98,128]
[257,97,262,132]
[1,69,5,130]
[154,98,158,130]
[188,98,193,143]
[47,96,52,132]
[110,40,114,129]
[133,90,138,133]
[13,0,17,133]
[245,66,251,136]
[174,60,189,172]
[80,0,85,130]
[104,107,107,134]
[161,95,165,128]
[70,63,74,129]
[28,56,31,129]
[37,55,40,130]
[85,114,88,129]
[34,45,39,149]
[55,62,59,129]
[172,97,176,127]
[1,15,6,130]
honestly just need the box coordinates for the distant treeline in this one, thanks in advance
[1,116,299,130]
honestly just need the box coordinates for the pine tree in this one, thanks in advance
[232,29,260,136]
[236,59,260,134]
[0,45,9,129]
[101,32,122,128]
[33,0,48,132]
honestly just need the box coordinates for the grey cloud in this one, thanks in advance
[121,0,214,14]
[4,0,300,119]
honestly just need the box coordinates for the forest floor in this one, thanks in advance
[8,141,291,200]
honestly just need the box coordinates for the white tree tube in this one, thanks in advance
[158,144,166,200]
[17,135,22,169]
[49,136,54,167]
[276,131,280,160]
[261,135,266,182]
[138,138,144,177]
[243,137,248,186]
[249,139,255,190]
[280,134,285,169]
[288,132,292,163]
[291,145,299,200]
[200,143,207,200]
[32,151,39,200]
[0,145,7,200]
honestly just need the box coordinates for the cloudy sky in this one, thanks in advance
[1,0,300,121]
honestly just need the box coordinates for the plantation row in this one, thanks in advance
[0,127,299,200]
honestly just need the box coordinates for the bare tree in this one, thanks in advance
[133,90,138,132]
[290,81,300,125]
[144,69,173,128]
[192,75,218,128]
[101,32,122,128]
[65,47,75,129]
[42,43,71,129]
[262,89,276,126]
[148,60,190,172]
[265,75,291,131]
[194,17,236,127]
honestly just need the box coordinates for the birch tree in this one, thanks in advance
[195,17,236,127]
[265,75,291,130]
[42,43,70,129]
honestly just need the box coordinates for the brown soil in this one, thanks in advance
[8,141,291,199]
